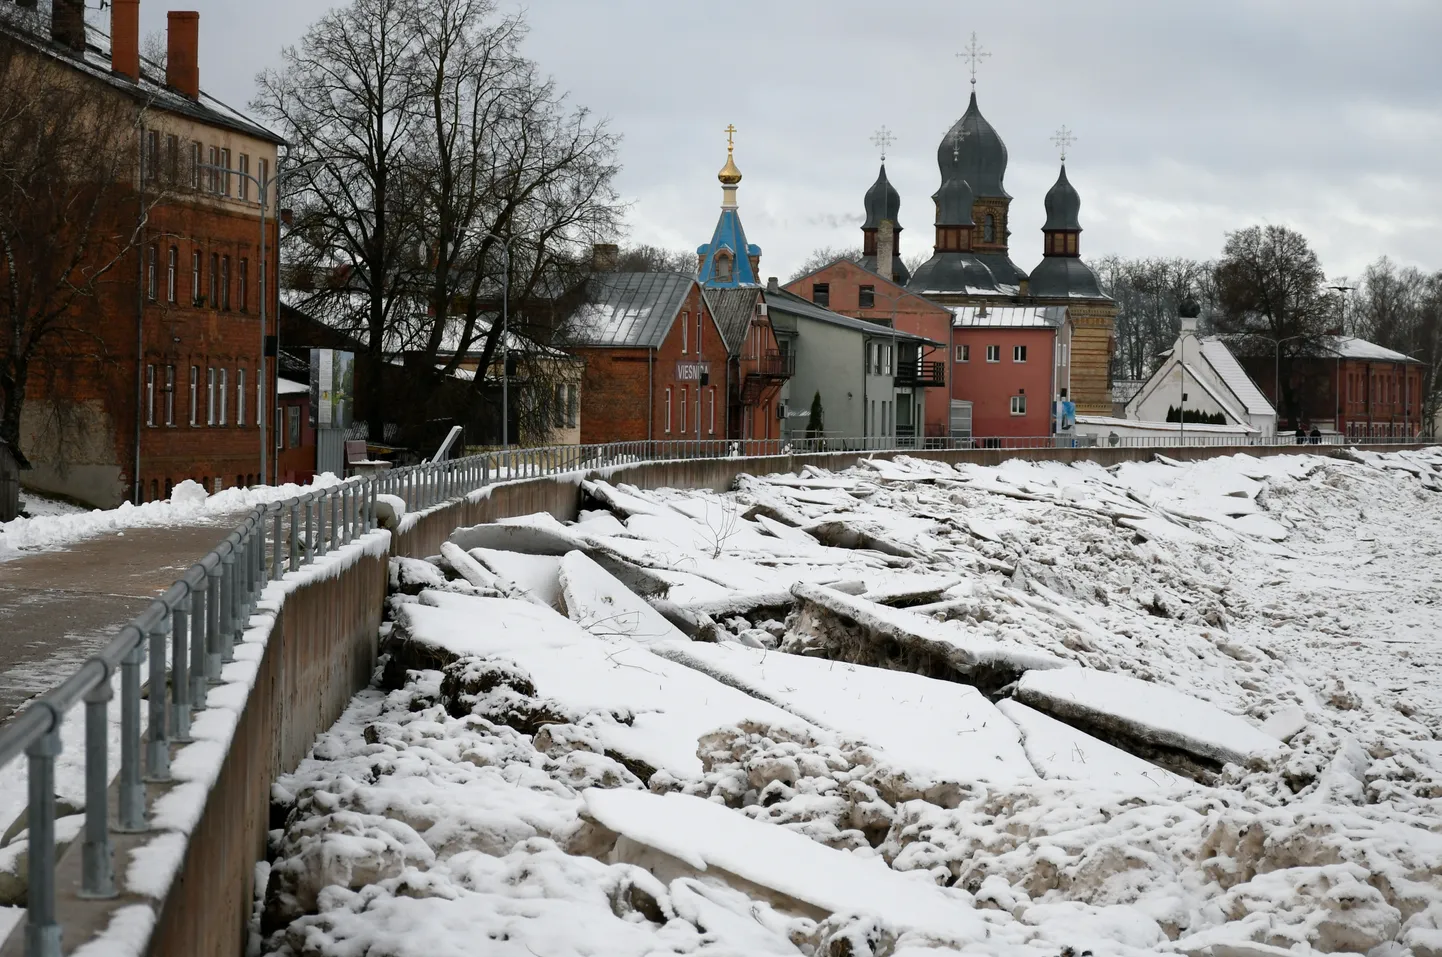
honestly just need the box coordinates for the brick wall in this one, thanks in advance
[952,327,1056,436]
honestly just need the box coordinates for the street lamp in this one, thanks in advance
[1271,334,1306,432]
[1178,295,1200,442]
[200,162,272,484]
[1329,285,1353,436]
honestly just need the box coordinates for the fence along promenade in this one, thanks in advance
[0,432,1434,955]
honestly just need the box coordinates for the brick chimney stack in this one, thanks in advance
[50,0,86,53]
[111,0,140,82]
[591,243,618,272]
[876,220,895,284]
[166,11,200,99]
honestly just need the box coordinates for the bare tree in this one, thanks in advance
[611,244,695,274]
[1354,257,1442,433]
[253,0,423,441]
[1095,255,1218,380]
[0,26,151,456]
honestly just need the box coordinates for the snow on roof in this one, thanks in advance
[950,305,1066,329]
[1199,338,1275,417]
[1075,414,1256,435]
[276,377,309,395]
[1324,335,1418,363]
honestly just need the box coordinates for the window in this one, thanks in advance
[984,214,996,243]
[859,285,875,309]
[956,344,970,363]
[1013,345,1027,363]
[275,408,283,450]
[209,253,219,307]
[680,387,688,433]
[237,369,246,427]
[681,312,688,354]
[238,154,250,200]
[164,365,175,426]
[258,158,269,205]
[986,345,1000,363]
[553,384,566,429]
[189,365,199,426]
[1066,234,1077,255]
[883,344,893,375]
[288,405,301,448]
[1010,395,1027,416]
[218,369,228,425]
[708,387,715,434]
[715,253,733,284]
[145,364,155,426]
[206,368,216,425]
[566,384,578,428]
[145,130,160,182]
[1062,344,1069,367]
[812,283,830,308]
[206,146,218,193]
[220,148,231,195]
[190,142,202,190]
[664,387,673,433]
[221,255,231,309]
[166,134,179,185]
[146,245,158,300]
[192,250,201,303]
[882,400,889,435]
[167,247,177,302]
[239,259,248,311]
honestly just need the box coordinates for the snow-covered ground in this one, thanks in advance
[261,447,1442,956]
[0,476,346,560]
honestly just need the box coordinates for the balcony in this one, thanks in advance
[741,352,795,403]
[895,360,945,388]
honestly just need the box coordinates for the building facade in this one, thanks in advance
[949,307,1066,438]
[7,2,283,506]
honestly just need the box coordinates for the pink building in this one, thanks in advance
[950,306,1067,438]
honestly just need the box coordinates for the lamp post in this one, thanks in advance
[1328,285,1353,436]
[1178,294,1201,442]
[200,162,272,484]
[1271,334,1306,432]
[475,233,512,449]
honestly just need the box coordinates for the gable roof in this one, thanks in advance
[786,258,951,315]
[1,14,284,145]
[765,287,942,346]
[565,272,696,349]
[950,305,1066,329]
[1198,338,1272,416]
[703,287,762,356]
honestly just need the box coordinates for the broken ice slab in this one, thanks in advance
[559,551,689,646]
[788,582,1067,696]
[654,640,1036,784]
[995,699,1195,792]
[388,593,812,779]
[1014,668,1282,779]
[449,511,588,555]
[583,788,988,945]
[470,547,564,609]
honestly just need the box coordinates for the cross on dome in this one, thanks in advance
[871,126,895,162]
[724,123,737,151]
[1052,125,1076,163]
[957,32,990,88]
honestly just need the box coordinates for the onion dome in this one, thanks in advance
[718,151,742,186]
[863,163,901,229]
[936,92,1010,199]
[1042,163,1082,231]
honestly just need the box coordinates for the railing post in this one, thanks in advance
[303,500,314,565]
[25,716,62,957]
[116,640,146,831]
[145,617,170,781]
[190,577,208,710]
[171,602,191,742]
[220,550,237,662]
[317,494,328,558]
[272,508,283,581]
[289,503,301,569]
[79,676,115,900]
[206,563,223,681]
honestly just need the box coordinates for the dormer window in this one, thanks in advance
[983,214,996,243]
[715,252,733,283]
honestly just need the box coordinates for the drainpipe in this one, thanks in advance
[132,128,146,504]
[647,348,653,442]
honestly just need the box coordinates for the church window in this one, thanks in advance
[715,253,733,283]
[984,214,996,243]
[812,283,830,307]
[859,285,875,309]
[1066,234,1078,254]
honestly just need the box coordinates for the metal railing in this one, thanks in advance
[895,359,946,387]
[1,430,1436,954]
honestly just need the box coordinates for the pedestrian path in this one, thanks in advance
[0,519,240,720]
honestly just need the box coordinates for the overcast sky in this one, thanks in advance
[131,0,1442,283]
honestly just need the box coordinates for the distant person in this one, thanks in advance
[1309,427,1322,445]
[1294,425,1306,445]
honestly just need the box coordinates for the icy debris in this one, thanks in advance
[803,519,925,558]
[1015,668,1282,778]
[559,551,689,645]
[448,511,587,555]
[995,699,1194,792]
[373,493,406,529]
[787,582,1068,695]
[1261,704,1308,743]
[468,547,563,607]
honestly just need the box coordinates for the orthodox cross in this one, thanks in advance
[949,125,971,164]
[724,123,737,151]
[871,126,895,162]
[957,32,990,88]
[1052,126,1076,163]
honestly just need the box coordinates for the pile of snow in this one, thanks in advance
[258,446,1442,957]
[0,474,347,559]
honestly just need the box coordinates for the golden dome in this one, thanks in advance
[718,150,742,186]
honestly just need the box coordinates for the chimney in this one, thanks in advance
[166,11,200,99]
[111,0,140,82]
[767,276,779,293]
[591,242,618,272]
[51,0,86,53]
[876,220,895,284]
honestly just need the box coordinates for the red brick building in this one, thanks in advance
[275,378,315,485]
[950,307,1066,438]
[784,260,951,440]
[703,287,791,441]
[566,272,732,444]
[7,3,283,506]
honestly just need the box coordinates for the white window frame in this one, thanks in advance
[1013,345,1027,363]
[238,154,250,200]
[681,312,688,354]
[1010,395,1027,416]
[986,345,1000,363]
[664,387,673,433]
[956,344,969,363]
[680,386,688,434]
[238,369,246,427]
[566,384,578,428]
[206,367,216,425]
[192,250,201,303]
[145,364,155,426]
[167,247,177,303]
[708,386,715,434]
[189,365,199,426]
[219,369,228,425]
[164,365,175,426]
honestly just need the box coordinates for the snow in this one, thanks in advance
[256,445,1442,957]
[0,473,347,560]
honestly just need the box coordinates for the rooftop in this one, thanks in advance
[565,272,696,349]
[766,287,942,346]
[950,305,1067,329]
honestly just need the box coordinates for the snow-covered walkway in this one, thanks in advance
[258,448,1442,957]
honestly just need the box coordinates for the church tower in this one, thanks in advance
[1027,161,1103,300]
[859,161,910,285]
[697,125,761,287]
